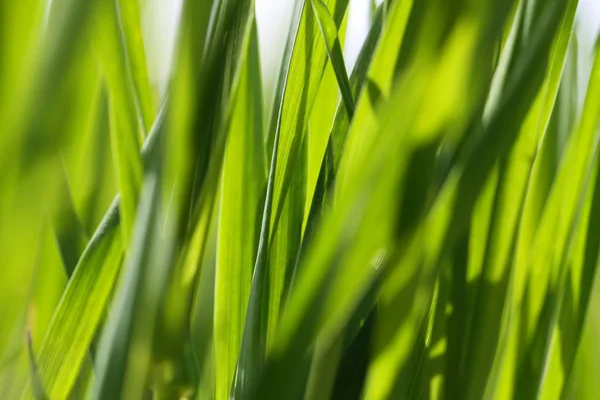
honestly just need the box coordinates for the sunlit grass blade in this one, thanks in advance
[214,16,266,400]
[311,0,354,116]
[97,0,145,244]
[301,6,382,248]
[335,0,413,198]
[155,1,261,389]
[232,0,350,397]
[114,0,156,133]
[513,34,600,398]
[455,1,579,398]
[20,105,167,400]
[21,201,123,400]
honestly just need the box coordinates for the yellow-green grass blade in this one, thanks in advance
[258,2,506,394]
[66,83,117,237]
[454,1,579,398]
[511,35,600,399]
[562,249,600,400]
[311,0,354,116]
[335,0,413,199]
[266,141,306,353]
[21,200,123,400]
[115,0,156,133]
[190,201,218,397]
[1,0,98,174]
[214,17,266,400]
[155,0,260,376]
[97,0,145,245]
[231,0,350,397]
[303,10,349,236]
[267,0,349,237]
[20,105,167,400]
[52,167,89,277]
[301,6,382,256]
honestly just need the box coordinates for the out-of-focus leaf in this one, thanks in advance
[21,201,123,400]
[20,105,167,400]
[93,154,168,400]
[26,332,47,400]
[114,0,156,133]
[97,0,144,244]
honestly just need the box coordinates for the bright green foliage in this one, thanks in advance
[1,0,600,399]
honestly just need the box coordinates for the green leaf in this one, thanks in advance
[20,105,167,400]
[93,158,168,400]
[26,332,47,400]
[97,0,145,244]
[302,6,383,249]
[114,0,156,134]
[21,200,123,400]
[514,27,600,398]
[213,17,266,400]
[311,0,354,116]
[232,0,350,397]
[456,1,579,398]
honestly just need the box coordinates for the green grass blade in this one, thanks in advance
[155,0,260,379]
[301,6,383,252]
[21,200,123,400]
[457,1,578,398]
[311,0,354,116]
[53,167,89,277]
[114,0,156,133]
[267,0,349,236]
[26,332,47,400]
[232,0,350,397]
[335,0,413,198]
[97,0,145,244]
[93,162,166,400]
[214,17,266,400]
[514,34,600,398]
[20,105,167,400]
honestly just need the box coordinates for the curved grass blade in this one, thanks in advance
[21,200,123,400]
[20,105,167,400]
